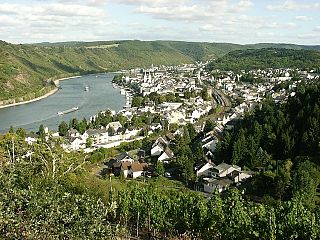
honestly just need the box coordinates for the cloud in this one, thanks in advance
[297,33,320,41]
[256,32,276,38]
[111,0,184,6]
[294,15,312,21]
[0,2,109,43]
[314,26,320,32]
[133,0,253,22]
[283,22,297,29]
[266,0,320,11]
[0,3,21,14]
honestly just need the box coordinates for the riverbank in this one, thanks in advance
[0,75,81,110]
[53,75,81,86]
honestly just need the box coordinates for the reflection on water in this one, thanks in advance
[0,73,126,133]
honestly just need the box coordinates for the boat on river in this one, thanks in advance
[57,107,79,116]
[84,86,89,91]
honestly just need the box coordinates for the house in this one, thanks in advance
[129,162,149,179]
[153,137,168,147]
[115,152,134,164]
[151,143,165,156]
[174,128,184,136]
[165,133,175,142]
[210,163,241,178]
[150,123,162,131]
[68,128,80,138]
[203,178,233,193]
[202,136,219,153]
[158,147,174,163]
[196,162,215,177]
[25,134,37,145]
[106,121,122,133]
[70,137,85,150]
[227,170,253,183]
[85,129,109,144]
[151,137,168,156]
[112,161,132,178]
[137,149,146,160]
[112,161,149,179]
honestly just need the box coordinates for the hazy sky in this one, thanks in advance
[1,0,320,44]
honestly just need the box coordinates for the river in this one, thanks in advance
[0,73,126,133]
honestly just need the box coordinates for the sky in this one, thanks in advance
[0,0,320,45]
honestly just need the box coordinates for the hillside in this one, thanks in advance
[0,40,194,103]
[207,48,320,71]
[1,40,320,103]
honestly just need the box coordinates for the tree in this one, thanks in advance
[79,118,87,134]
[58,121,68,136]
[70,118,79,130]
[292,159,320,208]
[204,120,215,133]
[132,96,144,107]
[108,126,115,136]
[38,124,46,140]
[156,161,165,176]
[231,130,246,165]
[86,138,93,148]
[186,123,196,141]
[9,126,14,134]
[16,128,26,139]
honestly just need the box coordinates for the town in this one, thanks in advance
[23,63,320,195]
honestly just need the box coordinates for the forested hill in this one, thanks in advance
[215,83,320,203]
[1,40,320,102]
[207,48,320,71]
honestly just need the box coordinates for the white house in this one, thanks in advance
[203,178,233,193]
[196,162,215,177]
[158,148,174,163]
[115,152,134,164]
[106,121,122,133]
[70,137,86,150]
[210,163,241,178]
[25,136,37,145]
[68,128,80,138]
[227,170,253,183]
[129,162,148,179]
[151,144,164,156]
[150,123,162,131]
[202,135,219,153]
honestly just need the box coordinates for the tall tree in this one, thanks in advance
[58,121,68,136]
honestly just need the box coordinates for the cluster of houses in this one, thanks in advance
[195,162,253,193]
[63,121,143,152]
[115,66,214,126]
[212,68,319,106]
[105,152,151,179]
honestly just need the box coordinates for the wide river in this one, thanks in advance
[0,73,126,133]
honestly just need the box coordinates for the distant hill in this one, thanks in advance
[0,40,320,102]
[207,48,320,71]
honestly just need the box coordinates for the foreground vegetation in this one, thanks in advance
[0,85,319,239]
[0,131,319,239]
